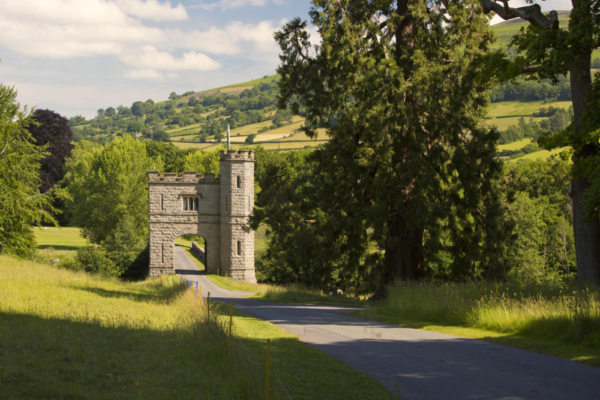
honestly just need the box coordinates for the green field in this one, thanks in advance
[486,100,571,118]
[34,226,89,260]
[497,138,531,151]
[510,146,571,162]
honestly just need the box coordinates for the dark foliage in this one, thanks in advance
[29,109,74,194]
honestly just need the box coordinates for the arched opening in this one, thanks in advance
[174,234,206,276]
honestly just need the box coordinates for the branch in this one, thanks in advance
[522,65,542,74]
[478,0,559,30]
[0,143,7,158]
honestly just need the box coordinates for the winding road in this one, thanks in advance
[174,246,600,400]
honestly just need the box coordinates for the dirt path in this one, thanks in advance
[174,247,600,399]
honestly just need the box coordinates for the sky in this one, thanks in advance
[0,0,573,119]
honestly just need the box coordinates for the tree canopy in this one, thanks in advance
[28,109,74,194]
[273,0,506,297]
[0,84,55,257]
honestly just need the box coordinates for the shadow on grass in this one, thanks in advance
[70,284,187,303]
[37,245,81,252]
[0,311,255,400]
[1,310,394,400]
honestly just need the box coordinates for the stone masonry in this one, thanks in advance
[148,150,256,282]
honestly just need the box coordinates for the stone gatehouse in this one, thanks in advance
[148,150,256,282]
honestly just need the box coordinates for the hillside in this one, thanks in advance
[67,11,598,158]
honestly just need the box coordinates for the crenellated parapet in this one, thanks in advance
[219,150,254,161]
[148,170,219,184]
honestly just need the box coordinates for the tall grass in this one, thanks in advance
[380,281,600,346]
[0,255,260,399]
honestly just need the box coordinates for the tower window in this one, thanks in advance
[183,197,199,211]
[237,241,242,256]
[237,176,241,188]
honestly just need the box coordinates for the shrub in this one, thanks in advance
[75,246,120,276]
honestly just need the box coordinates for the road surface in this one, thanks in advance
[174,246,600,399]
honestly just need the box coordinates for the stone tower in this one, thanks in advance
[147,150,256,282]
[219,150,256,282]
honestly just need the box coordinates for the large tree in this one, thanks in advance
[275,0,506,297]
[28,109,74,194]
[478,0,600,283]
[61,136,163,245]
[0,85,55,257]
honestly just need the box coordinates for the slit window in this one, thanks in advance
[237,176,241,188]
[183,196,199,211]
[237,241,242,256]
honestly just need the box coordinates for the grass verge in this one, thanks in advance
[352,281,600,368]
[206,275,367,306]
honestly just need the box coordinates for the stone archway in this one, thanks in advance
[147,150,257,282]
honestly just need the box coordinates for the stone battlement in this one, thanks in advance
[219,150,254,161]
[148,170,218,184]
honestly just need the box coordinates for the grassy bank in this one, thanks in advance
[0,256,391,399]
[354,281,600,367]
[207,275,367,306]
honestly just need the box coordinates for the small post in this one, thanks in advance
[320,290,323,297]
[207,292,211,320]
[229,300,234,352]
[218,268,220,276]
[495,285,499,301]
[265,339,271,400]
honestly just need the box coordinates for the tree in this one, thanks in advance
[274,0,504,297]
[105,107,116,117]
[0,84,55,257]
[97,109,105,119]
[245,134,257,144]
[152,130,170,142]
[131,101,145,117]
[478,0,600,283]
[29,109,74,194]
[169,92,178,100]
[182,149,221,176]
[61,136,163,244]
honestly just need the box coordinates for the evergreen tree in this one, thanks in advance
[275,0,505,297]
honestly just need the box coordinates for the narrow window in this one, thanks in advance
[237,241,242,256]
[194,197,199,211]
[161,243,165,263]
[161,194,164,210]
[183,197,188,210]
[237,176,241,188]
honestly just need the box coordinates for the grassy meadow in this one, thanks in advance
[0,255,392,399]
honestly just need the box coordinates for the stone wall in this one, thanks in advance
[148,150,255,282]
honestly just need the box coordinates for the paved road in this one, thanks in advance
[174,246,600,400]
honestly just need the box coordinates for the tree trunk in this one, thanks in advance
[569,56,600,284]
[372,211,424,300]
[571,177,600,284]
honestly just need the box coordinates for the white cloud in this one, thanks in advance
[168,19,285,59]
[126,68,166,80]
[121,46,221,71]
[192,0,284,11]
[117,0,189,21]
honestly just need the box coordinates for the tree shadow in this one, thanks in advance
[0,311,256,399]
[69,284,186,303]
[37,245,81,252]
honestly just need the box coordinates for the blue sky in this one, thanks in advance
[0,0,572,119]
